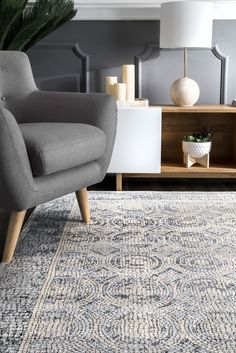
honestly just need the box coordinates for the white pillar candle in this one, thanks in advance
[113,83,126,101]
[122,65,135,101]
[105,76,118,96]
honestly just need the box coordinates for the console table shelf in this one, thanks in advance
[123,163,236,179]
[161,105,236,114]
[109,105,236,191]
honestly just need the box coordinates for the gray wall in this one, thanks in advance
[28,20,236,104]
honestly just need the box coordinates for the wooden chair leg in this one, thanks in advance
[2,210,26,263]
[75,188,91,224]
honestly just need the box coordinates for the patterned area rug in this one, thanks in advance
[0,192,236,353]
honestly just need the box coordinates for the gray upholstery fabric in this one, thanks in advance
[19,90,117,174]
[32,161,102,207]
[0,107,34,210]
[20,123,106,176]
[0,51,117,211]
[0,51,37,117]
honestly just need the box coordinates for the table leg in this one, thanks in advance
[116,173,123,191]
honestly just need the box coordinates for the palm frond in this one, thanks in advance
[0,0,76,51]
[0,0,28,49]
[7,0,51,51]
[22,0,76,51]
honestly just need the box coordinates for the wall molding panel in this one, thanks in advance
[27,21,236,104]
[76,1,236,20]
[134,43,229,104]
[32,42,90,92]
[134,43,160,99]
[212,45,229,104]
[28,1,236,20]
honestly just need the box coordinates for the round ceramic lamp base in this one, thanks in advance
[170,77,200,107]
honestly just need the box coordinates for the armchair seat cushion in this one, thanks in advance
[20,123,106,177]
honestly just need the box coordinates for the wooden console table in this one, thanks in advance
[110,105,236,191]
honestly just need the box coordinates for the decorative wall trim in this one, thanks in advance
[212,45,229,104]
[32,42,90,93]
[134,43,229,104]
[134,43,159,99]
[28,1,236,20]
[37,74,81,92]
[72,43,90,93]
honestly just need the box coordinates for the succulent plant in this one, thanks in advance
[183,127,213,143]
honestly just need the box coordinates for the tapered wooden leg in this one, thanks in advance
[116,173,123,191]
[2,210,26,263]
[75,188,91,224]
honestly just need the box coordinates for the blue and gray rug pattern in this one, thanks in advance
[0,192,235,353]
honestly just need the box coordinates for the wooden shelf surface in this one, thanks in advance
[162,162,236,173]
[123,163,236,179]
[157,105,236,114]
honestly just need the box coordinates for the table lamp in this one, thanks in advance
[160,1,213,106]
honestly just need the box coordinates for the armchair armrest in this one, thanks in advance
[0,108,34,210]
[21,91,117,173]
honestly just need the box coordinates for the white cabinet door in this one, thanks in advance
[108,107,162,173]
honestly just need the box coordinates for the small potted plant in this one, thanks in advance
[182,127,212,161]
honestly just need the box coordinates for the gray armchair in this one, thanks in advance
[0,51,117,263]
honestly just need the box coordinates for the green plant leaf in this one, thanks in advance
[1,0,76,52]
[0,0,28,49]
[184,128,212,143]
[7,0,52,51]
[23,0,76,51]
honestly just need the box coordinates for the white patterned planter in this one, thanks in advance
[182,141,212,159]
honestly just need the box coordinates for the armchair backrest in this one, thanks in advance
[0,51,37,121]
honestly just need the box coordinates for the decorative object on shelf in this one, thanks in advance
[105,76,118,96]
[182,128,212,168]
[232,99,236,107]
[117,98,149,108]
[135,43,229,105]
[105,64,148,106]
[113,83,126,102]
[170,77,200,107]
[160,1,213,106]
[0,0,76,52]
[122,65,135,101]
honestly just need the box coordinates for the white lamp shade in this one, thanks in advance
[160,1,213,48]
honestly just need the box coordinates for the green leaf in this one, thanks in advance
[0,0,76,52]
[7,0,51,51]
[188,136,195,142]
[0,0,28,49]
[23,1,76,51]
[184,128,212,143]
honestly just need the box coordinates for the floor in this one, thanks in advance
[1,176,236,258]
